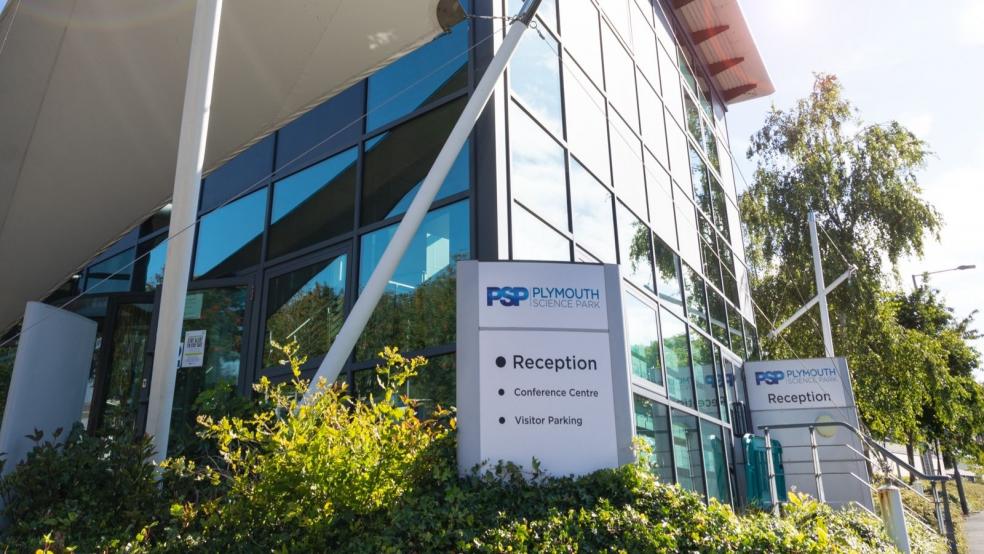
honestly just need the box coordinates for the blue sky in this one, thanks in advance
[726,0,984,368]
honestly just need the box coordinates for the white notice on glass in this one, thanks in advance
[181,330,207,368]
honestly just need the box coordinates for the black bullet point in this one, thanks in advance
[498,388,505,396]
[495,356,506,368]
[498,417,505,424]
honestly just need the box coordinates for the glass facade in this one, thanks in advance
[503,0,758,503]
[31,0,761,505]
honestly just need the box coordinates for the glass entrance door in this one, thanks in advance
[88,294,156,437]
[166,281,252,457]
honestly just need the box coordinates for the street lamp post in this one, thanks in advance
[911,265,976,289]
[910,263,975,518]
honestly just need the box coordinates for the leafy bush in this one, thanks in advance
[1,342,918,553]
[0,425,166,553]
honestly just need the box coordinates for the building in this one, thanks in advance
[0,0,772,505]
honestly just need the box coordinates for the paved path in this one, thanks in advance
[965,511,984,554]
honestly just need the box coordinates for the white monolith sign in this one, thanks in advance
[456,261,634,477]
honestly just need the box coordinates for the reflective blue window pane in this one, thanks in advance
[512,204,570,262]
[634,395,674,483]
[363,98,469,225]
[672,410,705,496]
[201,135,275,213]
[691,332,719,418]
[570,159,616,263]
[356,201,470,360]
[510,26,562,135]
[367,20,469,131]
[193,189,266,279]
[662,308,693,409]
[625,294,661,385]
[616,203,654,292]
[701,421,731,504]
[84,248,134,293]
[268,147,357,259]
[138,236,167,291]
[510,105,567,231]
[276,84,364,176]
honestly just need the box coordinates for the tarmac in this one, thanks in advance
[965,511,984,554]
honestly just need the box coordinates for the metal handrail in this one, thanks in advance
[759,421,949,482]
[760,420,957,554]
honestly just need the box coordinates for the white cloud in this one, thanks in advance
[958,1,984,46]
[898,113,934,139]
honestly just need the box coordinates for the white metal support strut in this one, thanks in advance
[809,211,836,357]
[303,0,544,404]
[145,0,223,465]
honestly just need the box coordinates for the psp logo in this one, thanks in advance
[486,286,529,307]
[755,371,785,385]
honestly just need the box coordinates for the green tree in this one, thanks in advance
[740,73,945,441]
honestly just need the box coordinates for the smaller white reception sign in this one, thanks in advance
[744,358,847,410]
[456,261,634,477]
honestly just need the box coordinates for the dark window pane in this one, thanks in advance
[139,204,171,237]
[701,239,723,291]
[356,201,469,360]
[728,304,745,358]
[406,355,455,416]
[170,285,247,457]
[634,395,673,483]
[708,289,729,347]
[367,20,469,131]
[617,203,654,292]
[136,235,167,291]
[625,294,661,385]
[662,308,693,409]
[570,159,616,263]
[691,333,718,418]
[84,248,134,293]
[672,410,704,496]
[683,265,708,332]
[510,26,562,135]
[653,234,684,314]
[263,255,347,369]
[701,421,731,504]
[268,148,357,259]
[510,105,568,231]
[202,135,275,213]
[690,145,712,214]
[362,99,469,225]
[193,189,265,280]
[276,85,365,177]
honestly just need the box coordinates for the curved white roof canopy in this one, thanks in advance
[0,0,464,331]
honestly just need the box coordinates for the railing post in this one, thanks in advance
[809,425,825,503]
[764,427,779,515]
[940,480,958,554]
[877,485,911,554]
